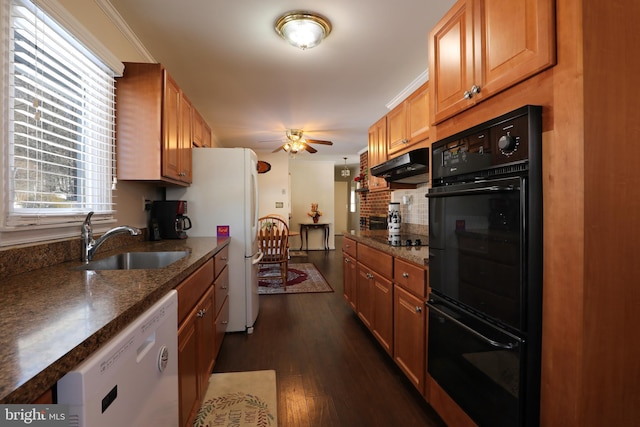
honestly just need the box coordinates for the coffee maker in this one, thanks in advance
[150,200,192,239]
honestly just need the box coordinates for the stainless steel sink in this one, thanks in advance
[75,251,190,271]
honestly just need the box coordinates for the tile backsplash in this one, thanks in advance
[391,183,429,226]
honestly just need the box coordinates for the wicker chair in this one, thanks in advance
[257,216,290,289]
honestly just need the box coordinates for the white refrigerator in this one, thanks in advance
[167,147,261,333]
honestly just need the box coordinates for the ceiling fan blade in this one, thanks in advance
[272,144,285,153]
[304,144,318,153]
[305,139,333,145]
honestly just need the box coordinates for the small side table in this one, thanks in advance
[299,223,330,251]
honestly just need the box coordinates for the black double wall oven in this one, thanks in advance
[426,106,543,427]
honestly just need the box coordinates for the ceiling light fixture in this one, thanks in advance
[275,11,332,50]
[341,157,351,177]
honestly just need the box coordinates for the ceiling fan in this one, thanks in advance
[272,129,333,154]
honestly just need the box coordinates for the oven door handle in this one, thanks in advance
[426,301,520,350]
[425,185,519,198]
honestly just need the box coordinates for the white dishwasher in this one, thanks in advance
[57,290,178,427]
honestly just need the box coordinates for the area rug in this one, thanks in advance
[288,250,307,257]
[194,370,277,427]
[258,262,333,294]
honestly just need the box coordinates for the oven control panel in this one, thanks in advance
[432,105,541,182]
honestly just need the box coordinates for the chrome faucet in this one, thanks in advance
[82,212,141,263]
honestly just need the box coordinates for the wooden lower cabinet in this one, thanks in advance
[356,259,393,355]
[394,285,426,394]
[176,244,230,427]
[343,253,357,310]
[178,308,199,427]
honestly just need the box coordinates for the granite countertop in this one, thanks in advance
[344,230,430,266]
[0,236,229,403]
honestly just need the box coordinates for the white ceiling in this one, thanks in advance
[106,0,457,166]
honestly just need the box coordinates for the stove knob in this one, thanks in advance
[415,239,422,246]
[406,239,412,246]
[498,133,518,153]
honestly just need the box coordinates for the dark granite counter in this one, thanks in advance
[0,236,229,403]
[343,230,429,266]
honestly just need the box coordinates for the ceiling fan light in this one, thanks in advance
[275,12,332,50]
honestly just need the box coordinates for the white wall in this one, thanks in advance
[256,153,290,222]
[290,160,335,250]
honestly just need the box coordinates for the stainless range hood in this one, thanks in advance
[370,147,429,184]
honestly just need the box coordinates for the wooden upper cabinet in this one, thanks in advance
[367,116,389,191]
[193,110,213,148]
[116,62,194,185]
[388,82,430,156]
[429,0,556,124]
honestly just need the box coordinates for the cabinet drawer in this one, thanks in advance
[342,237,357,258]
[214,244,229,278]
[214,264,229,315]
[176,258,214,325]
[394,258,428,298]
[358,243,393,279]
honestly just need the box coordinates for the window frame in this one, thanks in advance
[0,0,123,246]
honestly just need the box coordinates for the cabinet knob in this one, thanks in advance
[221,256,228,261]
[464,85,482,99]
[415,306,422,313]
[402,272,409,278]
[222,320,228,325]
[345,258,350,263]
[402,139,409,144]
[197,308,207,318]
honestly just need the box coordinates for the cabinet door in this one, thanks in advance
[367,117,389,191]
[356,263,374,329]
[179,93,193,183]
[343,253,357,310]
[429,0,476,124]
[387,102,407,154]
[406,82,430,145]
[479,0,556,99]
[372,271,393,355]
[214,295,229,360]
[193,110,205,147]
[163,72,182,181]
[430,0,556,123]
[394,285,426,394]
[197,286,215,398]
[178,312,198,427]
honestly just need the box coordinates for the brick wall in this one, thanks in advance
[358,151,390,229]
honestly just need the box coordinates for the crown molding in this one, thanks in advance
[385,69,429,110]
[95,0,155,63]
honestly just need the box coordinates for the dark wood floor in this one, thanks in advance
[213,235,446,427]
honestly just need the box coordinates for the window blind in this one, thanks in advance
[6,0,116,226]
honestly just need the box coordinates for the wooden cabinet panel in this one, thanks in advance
[162,73,182,181]
[116,62,198,185]
[394,285,426,394]
[394,258,428,298]
[197,286,215,398]
[429,0,556,124]
[214,264,229,315]
[343,253,357,310]
[178,311,198,427]
[342,236,357,258]
[368,116,389,191]
[214,244,229,278]
[429,0,476,124]
[176,259,214,325]
[372,272,393,355]
[356,262,374,329]
[388,82,430,156]
[358,244,393,279]
[214,295,229,359]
